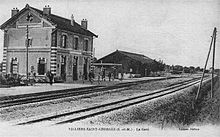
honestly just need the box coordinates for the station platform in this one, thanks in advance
[0,77,165,98]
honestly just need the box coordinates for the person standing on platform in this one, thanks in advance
[79,72,84,84]
[111,72,114,81]
[29,71,36,86]
[120,72,124,81]
[97,72,101,84]
[47,71,54,85]
[108,72,111,81]
[102,69,106,81]
[88,70,93,84]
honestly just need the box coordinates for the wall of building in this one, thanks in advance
[7,28,52,48]
[4,24,53,74]
[2,9,95,82]
[97,52,150,76]
[56,30,92,51]
[3,24,53,74]
[55,30,93,81]
[6,49,50,75]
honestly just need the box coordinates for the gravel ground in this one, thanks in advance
[80,86,196,127]
[0,77,193,125]
[80,77,220,129]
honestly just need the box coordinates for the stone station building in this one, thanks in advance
[0,4,98,82]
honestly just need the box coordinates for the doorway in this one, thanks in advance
[83,58,88,80]
[61,56,66,81]
[72,56,78,80]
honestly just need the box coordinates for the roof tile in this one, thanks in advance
[1,5,98,37]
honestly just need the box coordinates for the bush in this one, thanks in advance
[54,76,64,83]
[0,73,7,85]
[35,76,48,83]
[3,74,25,86]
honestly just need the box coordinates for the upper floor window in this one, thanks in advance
[84,39,89,51]
[61,35,67,48]
[61,55,66,65]
[74,37,79,50]
[26,37,33,47]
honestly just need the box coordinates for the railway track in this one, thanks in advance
[16,76,209,126]
[0,77,176,108]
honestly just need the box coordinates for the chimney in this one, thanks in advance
[81,19,88,29]
[43,5,51,15]
[11,8,19,17]
[71,14,74,26]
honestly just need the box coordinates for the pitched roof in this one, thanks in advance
[97,50,155,64]
[0,4,98,37]
[117,50,155,64]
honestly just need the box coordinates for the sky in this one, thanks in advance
[0,0,220,68]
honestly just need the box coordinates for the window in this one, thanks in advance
[61,56,66,65]
[61,35,67,48]
[79,56,83,66]
[26,37,33,47]
[84,39,89,51]
[74,37,79,50]
[38,58,46,75]
[10,57,18,74]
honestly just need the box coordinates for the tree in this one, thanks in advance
[152,59,166,72]
[195,66,201,72]
[183,66,190,73]
[189,66,195,73]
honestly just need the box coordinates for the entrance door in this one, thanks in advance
[38,58,46,75]
[61,56,66,81]
[72,57,78,80]
[83,58,88,80]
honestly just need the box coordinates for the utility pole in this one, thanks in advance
[195,28,215,101]
[26,12,33,85]
[211,27,217,98]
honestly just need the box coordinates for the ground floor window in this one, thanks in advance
[38,58,46,75]
[10,57,18,74]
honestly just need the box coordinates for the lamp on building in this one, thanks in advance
[26,12,33,85]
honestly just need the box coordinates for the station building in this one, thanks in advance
[95,50,157,77]
[0,4,98,82]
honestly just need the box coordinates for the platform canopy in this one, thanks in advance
[92,63,122,66]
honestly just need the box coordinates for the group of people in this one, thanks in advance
[93,71,107,84]
[88,70,110,84]
[108,71,115,82]
[28,70,118,86]
[87,70,122,84]
[28,69,124,86]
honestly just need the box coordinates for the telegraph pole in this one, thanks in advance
[211,27,217,98]
[195,28,215,101]
[26,23,29,84]
[26,13,33,85]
